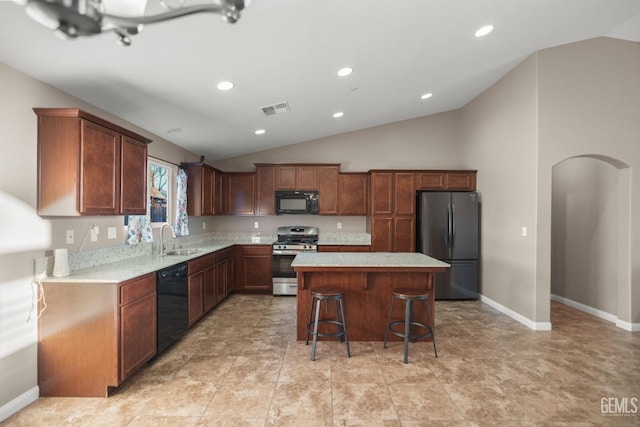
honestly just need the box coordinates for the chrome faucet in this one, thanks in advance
[159,223,176,256]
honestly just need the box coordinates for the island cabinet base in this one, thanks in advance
[296,271,437,342]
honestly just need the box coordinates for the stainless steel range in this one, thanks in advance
[272,226,318,295]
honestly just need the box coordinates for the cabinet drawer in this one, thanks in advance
[189,253,216,274]
[241,245,271,255]
[120,273,155,305]
[216,247,235,261]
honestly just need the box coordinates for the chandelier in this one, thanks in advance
[19,0,248,46]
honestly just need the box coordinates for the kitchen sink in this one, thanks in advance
[164,248,200,256]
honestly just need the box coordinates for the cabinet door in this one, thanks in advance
[202,166,215,215]
[297,166,318,190]
[238,246,272,292]
[370,216,394,252]
[416,172,445,190]
[226,173,255,215]
[276,166,296,190]
[188,272,204,326]
[120,292,157,381]
[394,172,416,216]
[394,216,416,252]
[370,172,393,215]
[120,136,147,215]
[256,166,275,215]
[339,173,368,215]
[80,120,121,214]
[318,166,338,214]
[203,265,216,312]
[446,172,476,190]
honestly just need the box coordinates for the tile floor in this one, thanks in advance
[3,295,639,426]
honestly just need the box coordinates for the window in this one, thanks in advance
[148,158,175,225]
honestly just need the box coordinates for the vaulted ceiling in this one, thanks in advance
[1,0,639,161]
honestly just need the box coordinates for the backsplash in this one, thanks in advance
[34,230,369,278]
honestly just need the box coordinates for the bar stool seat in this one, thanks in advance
[383,287,437,363]
[305,287,350,361]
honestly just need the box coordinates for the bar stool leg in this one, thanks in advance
[403,299,411,364]
[383,296,395,348]
[305,295,316,345]
[426,298,438,358]
[310,298,322,361]
[338,297,351,358]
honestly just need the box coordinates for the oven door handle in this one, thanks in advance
[272,250,307,255]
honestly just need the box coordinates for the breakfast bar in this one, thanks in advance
[292,252,450,341]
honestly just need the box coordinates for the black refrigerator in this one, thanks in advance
[416,191,479,300]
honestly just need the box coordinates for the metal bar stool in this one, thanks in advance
[383,288,437,363]
[305,287,350,361]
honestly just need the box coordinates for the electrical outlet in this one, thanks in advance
[337,222,342,230]
[521,226,527,237]
[254,221,259,229]
[66,230,74,245]
[203,222,206,230]
[107,227,117,239]
[90,226,99,242]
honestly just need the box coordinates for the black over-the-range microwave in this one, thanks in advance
[275,190,319,215]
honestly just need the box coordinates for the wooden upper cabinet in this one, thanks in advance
[393,172,416,216]
[225,172,255,215]
[35,108,151,216]
[338,173,368,215]
[318,166,338,215]
[370,172,394,215]
[275,166,297,190]
[446,171,477,190]
[79,120,121,214]
[120,136,148,215]
[297,166,319,190]
[255,165,275,215]
[273,164,340,191]
[183,162,224,216]
[416,170,477,190]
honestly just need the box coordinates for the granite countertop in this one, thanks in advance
[291,252,450,268]
[39,232,373,284]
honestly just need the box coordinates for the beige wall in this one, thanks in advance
[212,110,462,172]
[537,38,640,325]
[458,54,541,322]
[0,62,198,416]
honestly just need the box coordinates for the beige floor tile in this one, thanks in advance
[3,296,639,426]
[332,382,398,421]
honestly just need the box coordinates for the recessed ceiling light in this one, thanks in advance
[333,112,344,118]
[421,92,433,100]
[475,25,494,38]
[337,67,353,77]
[216,81,234,91]
[254,129,266,135]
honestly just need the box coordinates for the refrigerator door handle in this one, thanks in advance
[447,203,453,258]
[451,203,456,248]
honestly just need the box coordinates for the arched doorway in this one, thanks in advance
[550,155,631,327]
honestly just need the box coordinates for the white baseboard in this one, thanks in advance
[480,294,552,331]
[551,294,640,332]
[0,386,39,423]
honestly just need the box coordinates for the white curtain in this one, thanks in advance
[174,167,189,236]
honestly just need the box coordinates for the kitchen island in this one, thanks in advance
[292,252,449,341]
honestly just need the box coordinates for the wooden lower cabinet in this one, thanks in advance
[216,247,235,302]
[235,245,272,293]
[370,216,415,252]
[38,273,156,397]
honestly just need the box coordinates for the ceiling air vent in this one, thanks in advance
[261,102,290,116]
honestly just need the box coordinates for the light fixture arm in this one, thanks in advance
[103,1,245,27]
[21,0,247,45]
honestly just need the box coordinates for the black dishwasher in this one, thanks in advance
[156,263,188,354]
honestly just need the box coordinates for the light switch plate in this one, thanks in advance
[108,227,117,239]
